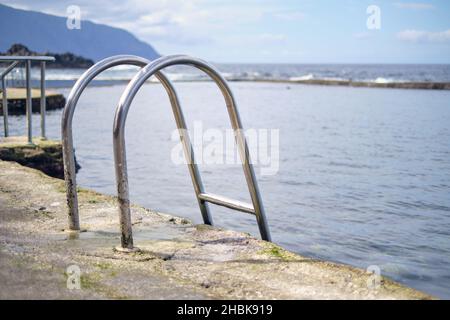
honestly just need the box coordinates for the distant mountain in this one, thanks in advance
[0,3,159,62]
[1,44,94,68]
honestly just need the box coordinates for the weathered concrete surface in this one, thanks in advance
[0,160,433,300]
[0,137,80,179]
[0,88,65,114]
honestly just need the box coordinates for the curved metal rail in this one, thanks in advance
[62,55,212,231]
[113,55,271,250]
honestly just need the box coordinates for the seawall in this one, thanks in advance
[0,88,65,115]
[0,137,79,179]
[0,158,433,299]
[232,79,450,90]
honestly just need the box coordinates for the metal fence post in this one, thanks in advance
[25,59,32,144]
[40,61,46,139]
[1,61,20,138]
[1,76,8,137]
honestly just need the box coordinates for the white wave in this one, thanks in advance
[289,74,314,81]
[46,74,81,80]
[373,77,393,84]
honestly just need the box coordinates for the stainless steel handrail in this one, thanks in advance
[61,55,212,231]
[0,61,20,78]
[1,56,54,141]
[113,55,271,251]
[0,56,55,62]
[1,61,19,137]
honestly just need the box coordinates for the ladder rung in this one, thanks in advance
[198,193,255,215]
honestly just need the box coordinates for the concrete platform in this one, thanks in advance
[0,88,65,114]
[0,160,434,299]
[0,136,79,179]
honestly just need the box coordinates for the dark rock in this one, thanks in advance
[1,43,94,69]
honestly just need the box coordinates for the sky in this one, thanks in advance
[1,0,449,63]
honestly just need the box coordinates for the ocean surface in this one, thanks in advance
[3,63,450,86]
[2,64,450,298]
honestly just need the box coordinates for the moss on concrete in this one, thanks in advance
[0,136,80,179]
[259,242,298,261]
[195,224,215,231]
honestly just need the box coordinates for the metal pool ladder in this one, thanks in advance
[62,54,271,252]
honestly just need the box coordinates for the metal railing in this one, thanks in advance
[1,56,55,142]
[62,54,271,252]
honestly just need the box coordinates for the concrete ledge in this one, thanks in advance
[0,88,65,114]
[0,160,433,299]
[0,137,80,179]
[230,79,450,90]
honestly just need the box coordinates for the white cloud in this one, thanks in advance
[1,0,268,45]
[393,2,435,10]
[397,29,450,42]
[280,49,303,57]
[258,33,287,42]
[273,11,305,21]
[353,32,373,40]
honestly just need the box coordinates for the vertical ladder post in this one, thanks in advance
[25,59,32,144]
[1,76,8,137]
[169,100,213,226]
[233,128,272,241]
[40,61,46,140]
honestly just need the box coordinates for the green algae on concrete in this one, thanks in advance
[0,160,435,299]
[258,242,299,262]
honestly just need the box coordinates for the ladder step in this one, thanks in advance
[198,193,255,215]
